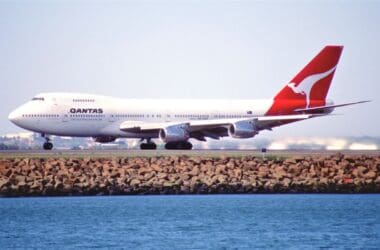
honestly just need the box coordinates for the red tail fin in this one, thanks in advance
[266,46,343,115]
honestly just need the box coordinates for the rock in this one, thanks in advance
[15,175,26,184]
[365,171,377,179]
[226,161,235,169]
[0,155,378,196]
[258,166,269,178]
[130,179,141,186]
[343,178,353,184]
[4,169,12,177]
[288,164,301,175]
[143,172,155,181]
[45,183,54,190]
[352,169,359,178]
[30,182,41,190]
[282,178,291,187]
[272,166,287,179]
[138,167,152,176]
[284,158,297,164]
[189,167,200,176]
[55,181,64,190]
[375,176,380,184]
[215,165,226,175]
[232,169,242,179]
[0,178,10,189]
[157,173,168,180]
[216,175,227,184]
[0,163,9,175]
[179,174,190,181]
[189,157,201,164]
[180,185,190,193]
[357,166,368,176]
[150,164,161,172]
[163,181,175,187]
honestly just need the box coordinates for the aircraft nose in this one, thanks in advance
[8,108,21,124]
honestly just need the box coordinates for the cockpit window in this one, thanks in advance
[32,97,45,101]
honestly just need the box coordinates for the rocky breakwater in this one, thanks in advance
[0,154,379,196]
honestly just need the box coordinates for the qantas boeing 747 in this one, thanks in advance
[8,46,368,150]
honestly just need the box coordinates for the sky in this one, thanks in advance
[0,0,379,139]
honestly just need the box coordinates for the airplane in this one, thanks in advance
[8,45,369,150]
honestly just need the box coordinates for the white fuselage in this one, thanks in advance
[8,46,365,150]
[9,93,273,139]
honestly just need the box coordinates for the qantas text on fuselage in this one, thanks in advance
[8,46,369,150]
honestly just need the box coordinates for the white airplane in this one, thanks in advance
[8,46,368,150]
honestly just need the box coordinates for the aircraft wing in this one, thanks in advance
[294,100,370,113]
[186,114,315,130]
[119,114,319,140]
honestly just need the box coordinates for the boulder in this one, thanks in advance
[130,179,141,186]
[365,171,377,179]
[215,165,226,175]
[189,167,200,176]
[0,178,10,189]
[30,181,42,190]
[375,176,380,184]
[157,173,168,180]
[4,169,13,177]
[284,158,296,164]
[15,175,26,184]
[0,154,378,196]
[163,181,175,187]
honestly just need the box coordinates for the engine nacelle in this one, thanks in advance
[159,124,189,143]
[93,136,117,143]
[228,120,258,139]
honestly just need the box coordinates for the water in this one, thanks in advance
[0,195,379,249]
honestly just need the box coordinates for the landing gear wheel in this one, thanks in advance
[41,133,53,150]
[140,143,157,150]
[165,141,193,150]
[43,142,53,150]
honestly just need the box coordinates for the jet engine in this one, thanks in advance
[93,136,117,143]
[228,120,258,139]
[159,124,189,142]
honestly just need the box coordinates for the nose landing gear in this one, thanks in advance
[41,134,53,150]
[43,142,53,150]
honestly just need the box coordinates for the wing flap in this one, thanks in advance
[254,114,316,130]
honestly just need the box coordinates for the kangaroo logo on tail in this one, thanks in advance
[287,66,337,108]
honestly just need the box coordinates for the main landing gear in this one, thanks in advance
[140,139,157,150]
[139,139,193,150]
[165,141,193,150]
[42,134,53,150]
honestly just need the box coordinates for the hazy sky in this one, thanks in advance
[1,0,379,139]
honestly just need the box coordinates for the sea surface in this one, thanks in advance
[0,195,379,249]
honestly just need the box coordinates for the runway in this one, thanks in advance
[0,149,379,158]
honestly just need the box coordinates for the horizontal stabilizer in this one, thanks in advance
[295,100,370,113]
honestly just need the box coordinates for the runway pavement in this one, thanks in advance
[0,149,379,158]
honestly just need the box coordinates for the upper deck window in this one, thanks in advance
[32,97,45,101]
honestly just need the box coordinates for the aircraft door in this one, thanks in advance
[109,114,116,122]
[62,114,69,122]
[165,109,171,122]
